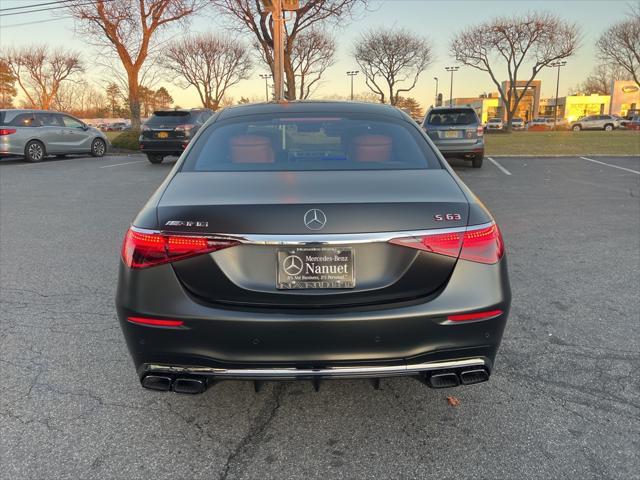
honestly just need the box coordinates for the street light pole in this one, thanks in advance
[272,0,284,101]
[433,77,439,106]
[347,71,359,100]
[259,74,272,102]
[550,61,567,129]
[445,66,459,106]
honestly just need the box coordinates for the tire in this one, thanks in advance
[603,124,613,132]
[572,125,581,132]
[91,138,107,157]
[472,155,483,168]
[146,154,164,164]
[25,140,46,162]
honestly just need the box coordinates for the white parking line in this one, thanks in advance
[487,157,512,176]
[100,160,145,168]
[579,156,640,175]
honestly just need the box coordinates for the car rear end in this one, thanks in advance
[139,110,209,159]
[422,107,484,166]
[0,110,32,158]
[116,105,510,394]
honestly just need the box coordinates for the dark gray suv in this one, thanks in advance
[422,107,484,168]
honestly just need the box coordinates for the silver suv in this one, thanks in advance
[0,109,108,162]
[571,114,619,132]
[422,107,485,168]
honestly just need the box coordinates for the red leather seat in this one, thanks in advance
[230,135,274,163]
[351,134,392,162]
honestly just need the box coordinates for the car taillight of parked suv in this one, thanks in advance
[139,109,213,164]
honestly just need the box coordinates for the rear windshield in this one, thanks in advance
[426,109,477,126]
[145,111,192,126]
[181,114,440,172]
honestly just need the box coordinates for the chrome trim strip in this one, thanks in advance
[131,222,494,246]
[144,358,486,379]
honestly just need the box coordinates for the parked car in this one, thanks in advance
[510,118,525,130]
[422,106,484,168]
[571,114,619,131]
[108,122,130,132]
[0,109,108,162]
[485,117,504,131]
[624,115,640,130]
[527,118,554,131]
[139,108,213,163]
[116,101,510,394]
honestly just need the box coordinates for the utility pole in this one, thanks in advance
[347,71,359,100]
[445,66,459,106]
[433,77,438,107]
[550,61,567,129]
[259,74,272,102]
[272,0,284,101]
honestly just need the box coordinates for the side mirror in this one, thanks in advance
[82,124,89,131]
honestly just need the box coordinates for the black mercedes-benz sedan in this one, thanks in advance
[116,101,511,394]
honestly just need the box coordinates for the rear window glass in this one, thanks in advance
[2,112,38,127]
[181,114,440,172]
[426,109,477,126]
[145,111,192,127]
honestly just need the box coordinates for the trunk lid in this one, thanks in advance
[157,170,469,308]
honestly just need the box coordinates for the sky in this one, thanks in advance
[0,0,635,110]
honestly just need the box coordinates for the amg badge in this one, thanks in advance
[165,220,209,227]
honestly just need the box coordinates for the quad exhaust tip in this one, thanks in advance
[427,367,490,388]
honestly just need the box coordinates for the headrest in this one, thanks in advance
[351,134,392,162]
[230,135,274,163]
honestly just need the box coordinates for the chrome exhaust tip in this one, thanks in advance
[459,368,489,385]
[141,375,172,391]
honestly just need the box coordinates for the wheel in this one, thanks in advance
[146,154,164,164]
[603,124,613,131]
[25,140,46,162]
[572,125,581,132]
[91,138,106,157]
[472,155,483,168]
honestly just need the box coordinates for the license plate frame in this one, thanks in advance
[277,247,355,290]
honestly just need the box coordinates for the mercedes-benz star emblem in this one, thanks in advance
[303,208,327,230]
[282,255,304,276]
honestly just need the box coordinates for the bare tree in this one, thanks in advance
[162,33,252,110]
[596,7,640,86]
[290,29,336,99]
[1,46,83,110]
[68,0,206,128]
[211,0,367,100]
[451,12,580,130]
[353,28,433,105]
[575,63,626,94]
[0,60,18,108]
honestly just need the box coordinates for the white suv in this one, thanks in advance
[571,115,619,131]
[485,117,504,131]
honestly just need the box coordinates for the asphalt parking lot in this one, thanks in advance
[1,153,638,479]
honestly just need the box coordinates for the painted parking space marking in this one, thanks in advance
[579,156,640,175]
[100,160,146,168]
[487,157,512,176]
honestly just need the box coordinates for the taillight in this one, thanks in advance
[121,228,239,269]
[476,125,484,137]
[175,124,195,132]
[0,128,17,136]
[127,316,184,327]
[141,125,150,131]
[389,222,504,265]
[447,309,503,322]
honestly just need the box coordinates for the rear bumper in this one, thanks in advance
[139,138,187,154]
[116,255,511,378]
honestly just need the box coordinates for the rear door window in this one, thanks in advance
[182,114,441,172]
[426,109,477,126]
[3,112,39,127]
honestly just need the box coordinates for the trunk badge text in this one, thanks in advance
[304,209,327,230]
[165,220,209,227]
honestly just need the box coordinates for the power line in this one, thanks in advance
[0,0,77,13]
[0,0,110,17]
[0,16,71,28]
